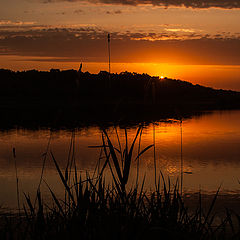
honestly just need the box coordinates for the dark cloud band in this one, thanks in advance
[43,0,240,9]
[1,27,240,65]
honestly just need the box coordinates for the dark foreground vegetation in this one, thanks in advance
[1,127,240,239]
[0,69,240,129]
[2,178,237,240]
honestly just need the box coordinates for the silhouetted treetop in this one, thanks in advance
[0,68,239,110]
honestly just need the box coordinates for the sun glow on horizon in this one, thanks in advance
[1,55,240,91]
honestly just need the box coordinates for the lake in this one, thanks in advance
[1,109,240,210]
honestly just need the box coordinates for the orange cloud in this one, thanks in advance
[0,27,240,65]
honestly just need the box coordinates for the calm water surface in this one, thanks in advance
[1,110,240,209]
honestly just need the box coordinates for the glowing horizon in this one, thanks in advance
[0,0,239,90]
[1,54,240,91]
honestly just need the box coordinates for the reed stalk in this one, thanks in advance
[0,127,237,240]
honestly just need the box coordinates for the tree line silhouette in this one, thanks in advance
[1,68,239,106]
[0,68,239,128]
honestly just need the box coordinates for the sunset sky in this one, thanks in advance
[0,0,240,90]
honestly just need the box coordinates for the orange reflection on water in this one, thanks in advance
[0,110,240,208]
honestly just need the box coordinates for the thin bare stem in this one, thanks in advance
[180,119,183,195]
[13,147,20,215]
[37,130,52,192]
[136,127,143,185]
[153,123,157,188]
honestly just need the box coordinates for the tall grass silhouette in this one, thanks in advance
[98,126,153,194]
[0,127,239,239]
